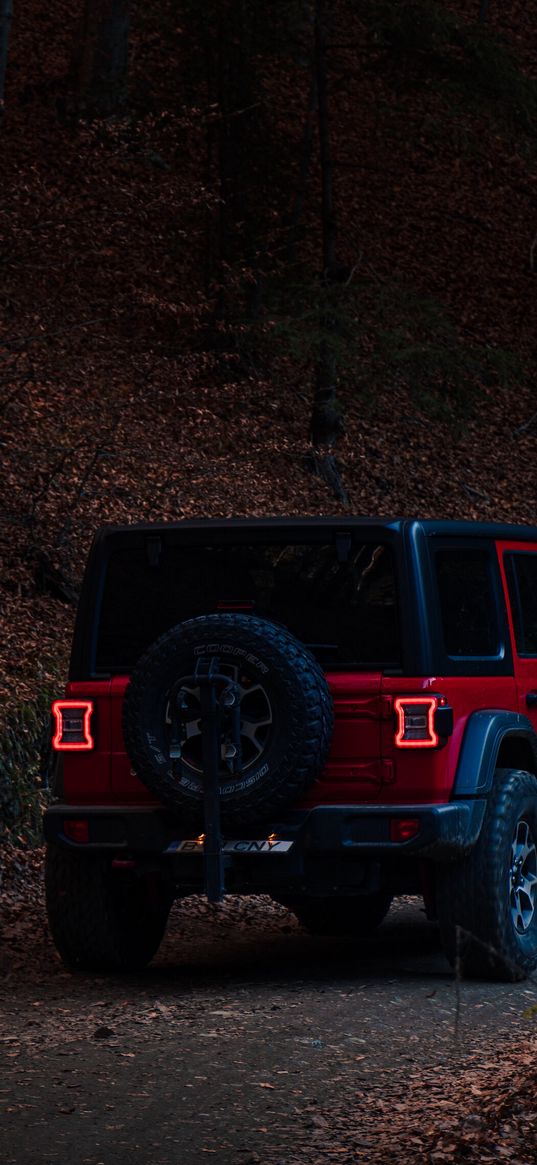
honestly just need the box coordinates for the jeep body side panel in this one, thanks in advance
[108,676,160,802]
[60,680,115,802]
[290,672,389,805]
[61,674,519,809]
[111,674,518,807]
[380,675,517,803]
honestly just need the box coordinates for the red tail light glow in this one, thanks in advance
[390,818,420,842]
[52,700,94,751]
[63,819,89,843]
[394,696,439,749]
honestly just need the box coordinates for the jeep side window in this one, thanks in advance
[505,553,537,656]
[434,548,499,657]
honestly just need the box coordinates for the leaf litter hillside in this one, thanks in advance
[2,3,537,1158]
[1,1,537,621]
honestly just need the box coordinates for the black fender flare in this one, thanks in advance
[453,710,537,797]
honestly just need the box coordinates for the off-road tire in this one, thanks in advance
[284,892,393,937]
[122,614,334,827]
[45,846,173,972]
[436,768,537,981]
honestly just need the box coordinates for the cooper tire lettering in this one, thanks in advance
[193,642,268,674]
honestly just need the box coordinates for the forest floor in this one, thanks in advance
[1,846,537,1165]
[3,2,537,1160]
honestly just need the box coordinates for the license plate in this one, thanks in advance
[165,839,294,855]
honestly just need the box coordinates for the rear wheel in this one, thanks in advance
[45,846,174,972]
[284,892,393,937]
[436,768,537,981]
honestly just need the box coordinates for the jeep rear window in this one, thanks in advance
[434,548,500,657]
[94,541,400,673]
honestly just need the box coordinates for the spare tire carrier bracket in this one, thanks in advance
[169,655,242,903]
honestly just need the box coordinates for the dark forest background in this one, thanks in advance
[1,0,537,836]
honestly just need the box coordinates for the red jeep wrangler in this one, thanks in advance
[44,518,537,981]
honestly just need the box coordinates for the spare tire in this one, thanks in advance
[122,614,333,827]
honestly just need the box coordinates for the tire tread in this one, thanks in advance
[45,845,171,972]
[436,768,537,981]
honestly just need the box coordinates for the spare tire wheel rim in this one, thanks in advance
[165,662,273,780]
[509,818,537,934]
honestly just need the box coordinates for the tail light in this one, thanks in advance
[52,700,94,751]
[63,819,89,843]
[394,696,452,749]
[390,818,420,842]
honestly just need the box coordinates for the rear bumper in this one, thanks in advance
[43,799,486,863]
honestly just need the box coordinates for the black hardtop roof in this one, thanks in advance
[92,516,537,543]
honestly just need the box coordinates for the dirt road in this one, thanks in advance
[1,866,537,1165]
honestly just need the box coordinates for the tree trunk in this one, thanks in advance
[306,0,349,506]
[287,75,317,264]
[478,0,491,23]
[310,0,346,455]
[215,2,233,322]
[213,0,258,326]
[70,0,129,117]
[0,0,13,118]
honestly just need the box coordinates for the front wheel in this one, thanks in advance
[283,892,393,937]
[45,846,174,972]
[436,768,537,981]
